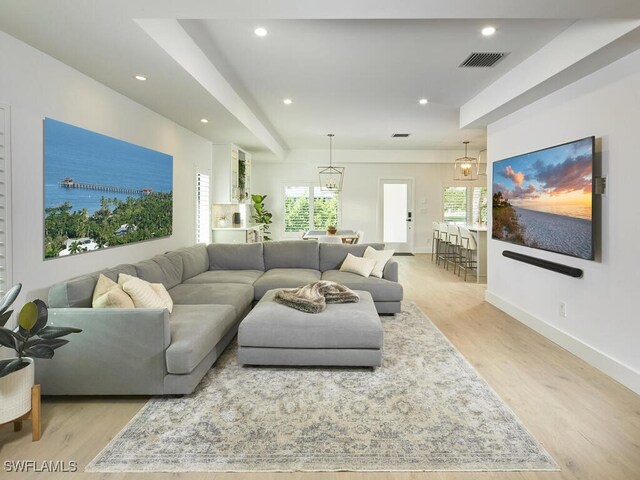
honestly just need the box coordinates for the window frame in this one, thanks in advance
[282,183,342,237]
[195,171,211,244]
[442,185,487,225]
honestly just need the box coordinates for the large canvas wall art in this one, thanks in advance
[492,137,594,260]
[44,118,173,259]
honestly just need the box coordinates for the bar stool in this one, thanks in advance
[436,222,450,267]
[457,226,478,281]
[446,224,461,273]
[431,222,440,262]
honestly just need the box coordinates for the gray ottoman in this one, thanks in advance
[238,289,383,367]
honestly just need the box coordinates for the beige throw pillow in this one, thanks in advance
[363,246,395,278]
[339,253,377,278]
[118,274,167,310]
[92,274,135,309]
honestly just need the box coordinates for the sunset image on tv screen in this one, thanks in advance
[492,137,593,260]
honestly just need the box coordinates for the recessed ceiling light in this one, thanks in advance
[283,98,293,105]
[200,118,209,124]
[481,26,496,36]
[134,75,147,81]
[419,98,428,105]
[254,27,268,37]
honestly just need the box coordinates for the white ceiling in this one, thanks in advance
[184,19,573,150]
[1,1,639,160]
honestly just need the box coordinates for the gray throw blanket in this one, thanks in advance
[274,281,359,314]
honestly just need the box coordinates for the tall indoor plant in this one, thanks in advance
[0,284,81,423]
[251,194,273,241]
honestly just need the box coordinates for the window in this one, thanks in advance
[443,186,488,225]
[196,173,210,243]
[472,187,488,224]
[284,185,340,233]
[443,186,468,224]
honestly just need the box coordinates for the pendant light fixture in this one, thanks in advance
[318,133,344,192]
[454,141,479,181]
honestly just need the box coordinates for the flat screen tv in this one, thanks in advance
[492,136,594,260]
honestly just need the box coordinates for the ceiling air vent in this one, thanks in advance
[392,133,411,138]
[459,52,508,68]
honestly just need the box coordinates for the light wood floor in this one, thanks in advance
[1,255,639,480]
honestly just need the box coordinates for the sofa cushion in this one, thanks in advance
[48,272,103,308]
[253,268,321,300]
[152,252,184,289]
[168,283,254,317]
[184,270,263,285]
[175,244,209,281]
[263,241,319,270]
[134,259,166,285]
[321,270,403,302]
[319,243,385,272]
[102,264,138,282]
[207,243,265,271]
[166,304,237,374]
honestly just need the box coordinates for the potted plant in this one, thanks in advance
[217,215,228,228]
[251,194,273,241]
[0,284,81,424]
[326,225,338,235]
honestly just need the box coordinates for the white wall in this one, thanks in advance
[0,31,212,306]
[486,49,640,394]
[252,155,486,250]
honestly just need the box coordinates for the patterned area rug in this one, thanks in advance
[87,303,558,472]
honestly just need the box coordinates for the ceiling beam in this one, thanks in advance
[136,18,286,159]
[460,20,640,128]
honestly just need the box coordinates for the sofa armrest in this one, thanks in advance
[35,308,171,395]
[383,259,399,282]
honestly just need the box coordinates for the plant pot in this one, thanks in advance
[0,358,34,423]
[327,227,337,235]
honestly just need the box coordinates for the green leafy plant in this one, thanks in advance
[0,284,82,378]
[251,194,273,241]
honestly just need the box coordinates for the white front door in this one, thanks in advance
[380,179,413,252]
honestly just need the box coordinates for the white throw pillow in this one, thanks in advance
[339,253,377,278]
[363,246,395,278]
[118,273,167,310]
[151,283,174,313]
[92,274,135,308]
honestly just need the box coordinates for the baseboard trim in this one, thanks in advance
[485,290,640,395]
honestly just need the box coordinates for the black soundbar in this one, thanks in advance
[502,250,583,278]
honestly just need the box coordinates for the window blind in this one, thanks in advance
[0,106,10,296]
[196,173,210,244]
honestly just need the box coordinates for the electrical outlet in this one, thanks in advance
[559,302,567,318]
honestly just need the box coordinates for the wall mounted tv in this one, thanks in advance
[492,136,594,260]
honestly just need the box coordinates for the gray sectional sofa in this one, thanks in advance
[38,241,402,395]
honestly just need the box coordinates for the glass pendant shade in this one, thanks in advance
[454,141,479,181]
[318,134,344,192]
